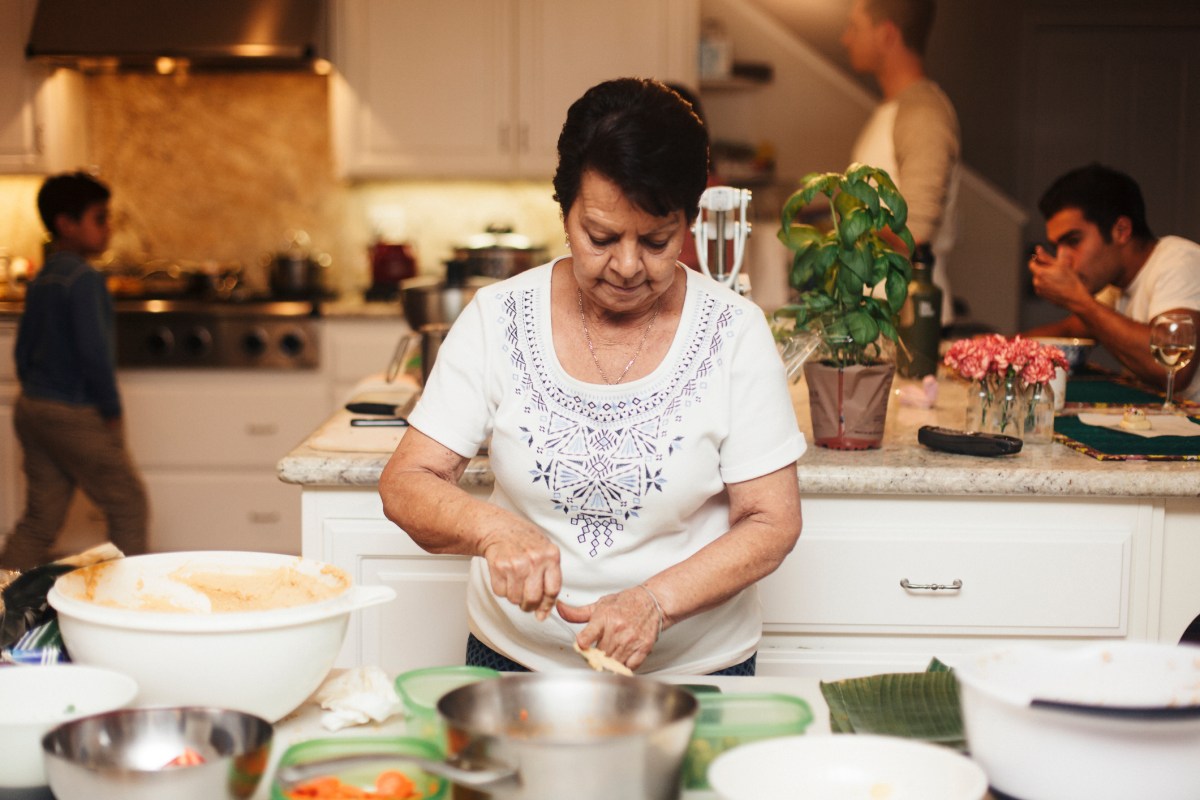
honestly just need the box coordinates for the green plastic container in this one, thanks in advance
[682,692,815,789]
[394,665,500,749]
[270,736,447,800]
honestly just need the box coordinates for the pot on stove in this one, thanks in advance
[400,259,495,329]
[268,230,329,299]
[455,224,547,279]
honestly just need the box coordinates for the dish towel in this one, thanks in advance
[312,666,403,731]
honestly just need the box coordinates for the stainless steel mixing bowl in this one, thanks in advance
[42,706,272,800]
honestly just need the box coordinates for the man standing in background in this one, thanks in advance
[842,0,960,325]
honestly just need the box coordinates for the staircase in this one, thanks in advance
[699,0,1026,334]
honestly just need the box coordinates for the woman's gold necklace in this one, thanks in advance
[577,288,662,385]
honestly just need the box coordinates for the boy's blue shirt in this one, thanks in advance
[15,250,121,418]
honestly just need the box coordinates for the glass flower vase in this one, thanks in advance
[1022,381,1056,445]
[965,373,1027,437]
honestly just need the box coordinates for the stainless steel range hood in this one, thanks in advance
[26,0,327,72]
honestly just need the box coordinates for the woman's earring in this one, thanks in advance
[564,234,571,248]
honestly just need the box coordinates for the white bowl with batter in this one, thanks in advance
[47,551,395,722]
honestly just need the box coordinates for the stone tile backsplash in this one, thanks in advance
[0,72,565,296]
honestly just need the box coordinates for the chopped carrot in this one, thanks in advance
[375,770,418,798]
[163,747,206,768]
[285,770,425,800]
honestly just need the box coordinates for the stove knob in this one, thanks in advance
[182,327,213,358]
[146,327,174,358]
[241,327,269,357]
[278,329,307,357]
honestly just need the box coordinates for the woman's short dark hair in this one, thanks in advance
[553,78,709,225]
[37,171,111,238]
[1038,163,1154,242]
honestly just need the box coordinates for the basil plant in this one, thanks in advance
[775,163,915,367]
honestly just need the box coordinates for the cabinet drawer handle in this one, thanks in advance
[900,578,963,592]
[248,511,281,525]
[246,423,278,436]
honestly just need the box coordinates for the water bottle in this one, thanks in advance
[897,244,943,378]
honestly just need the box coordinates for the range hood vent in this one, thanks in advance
[26,0,327,72]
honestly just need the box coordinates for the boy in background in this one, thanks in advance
[0,172,147,570]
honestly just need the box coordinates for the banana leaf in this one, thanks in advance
[819,658,965,750]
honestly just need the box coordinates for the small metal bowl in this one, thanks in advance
[1032,336,1095,373]
[42,707,272,800]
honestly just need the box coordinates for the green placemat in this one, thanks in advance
[1065,376,1164,406]
[1055,414,1200,460]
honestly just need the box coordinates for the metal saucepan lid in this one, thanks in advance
[459,224,540,251]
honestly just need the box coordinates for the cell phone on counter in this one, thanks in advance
[349,417,408,427]
[917,426,1022,457]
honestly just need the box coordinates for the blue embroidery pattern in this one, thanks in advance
[505,286,737,557]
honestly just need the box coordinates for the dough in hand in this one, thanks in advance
[574,642,633,676]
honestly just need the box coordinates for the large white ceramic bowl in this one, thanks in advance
[707,734,988,800]
[47,551,395,722]
[954,641,1200,800]
[0,664,138,790]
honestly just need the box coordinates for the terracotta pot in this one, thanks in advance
[803,361,895,450]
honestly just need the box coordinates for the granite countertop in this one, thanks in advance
[278,374,1200,498]
[0,296,406,320]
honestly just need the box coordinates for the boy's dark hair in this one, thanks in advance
[1038,163,1155,243]
[37,171,111,239]
[864,0,937,56]
[553,77,709,225]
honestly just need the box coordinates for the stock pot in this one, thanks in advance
[278,672,698,800]
[454,225,547,279]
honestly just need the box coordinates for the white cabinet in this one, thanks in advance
[324,317,408,403]
[0,0,86,174]
[331,0,699,179]
[113,370,330,555]
[300,487,1171,679]
[302,489,476,671]
[755,495,1154,678]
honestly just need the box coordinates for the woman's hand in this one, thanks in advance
[478,526,563,619]
[559,585,663,671]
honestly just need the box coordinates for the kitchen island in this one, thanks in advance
[279,375,1200,679]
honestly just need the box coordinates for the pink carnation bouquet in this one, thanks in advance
[944,335,1070,435]
[944,334,1069,386]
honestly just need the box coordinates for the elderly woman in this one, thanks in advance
[380,78,804,675]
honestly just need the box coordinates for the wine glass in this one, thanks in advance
[1149,312,1197,411]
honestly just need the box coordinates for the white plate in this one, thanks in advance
[708,735,988,800]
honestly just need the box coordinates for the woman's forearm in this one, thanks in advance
[644,465,802,628]
[380,464,490,555]
[379,428,496,556]
[380,429,563,618]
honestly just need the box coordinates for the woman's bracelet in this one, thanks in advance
[638,583,665,639]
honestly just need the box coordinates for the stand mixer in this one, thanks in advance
[691,186,753,295]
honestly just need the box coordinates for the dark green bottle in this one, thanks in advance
[897,244,943,378]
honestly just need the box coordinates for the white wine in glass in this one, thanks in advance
[1150,312,1197,411]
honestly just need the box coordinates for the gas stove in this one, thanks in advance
[114,297,320,369]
